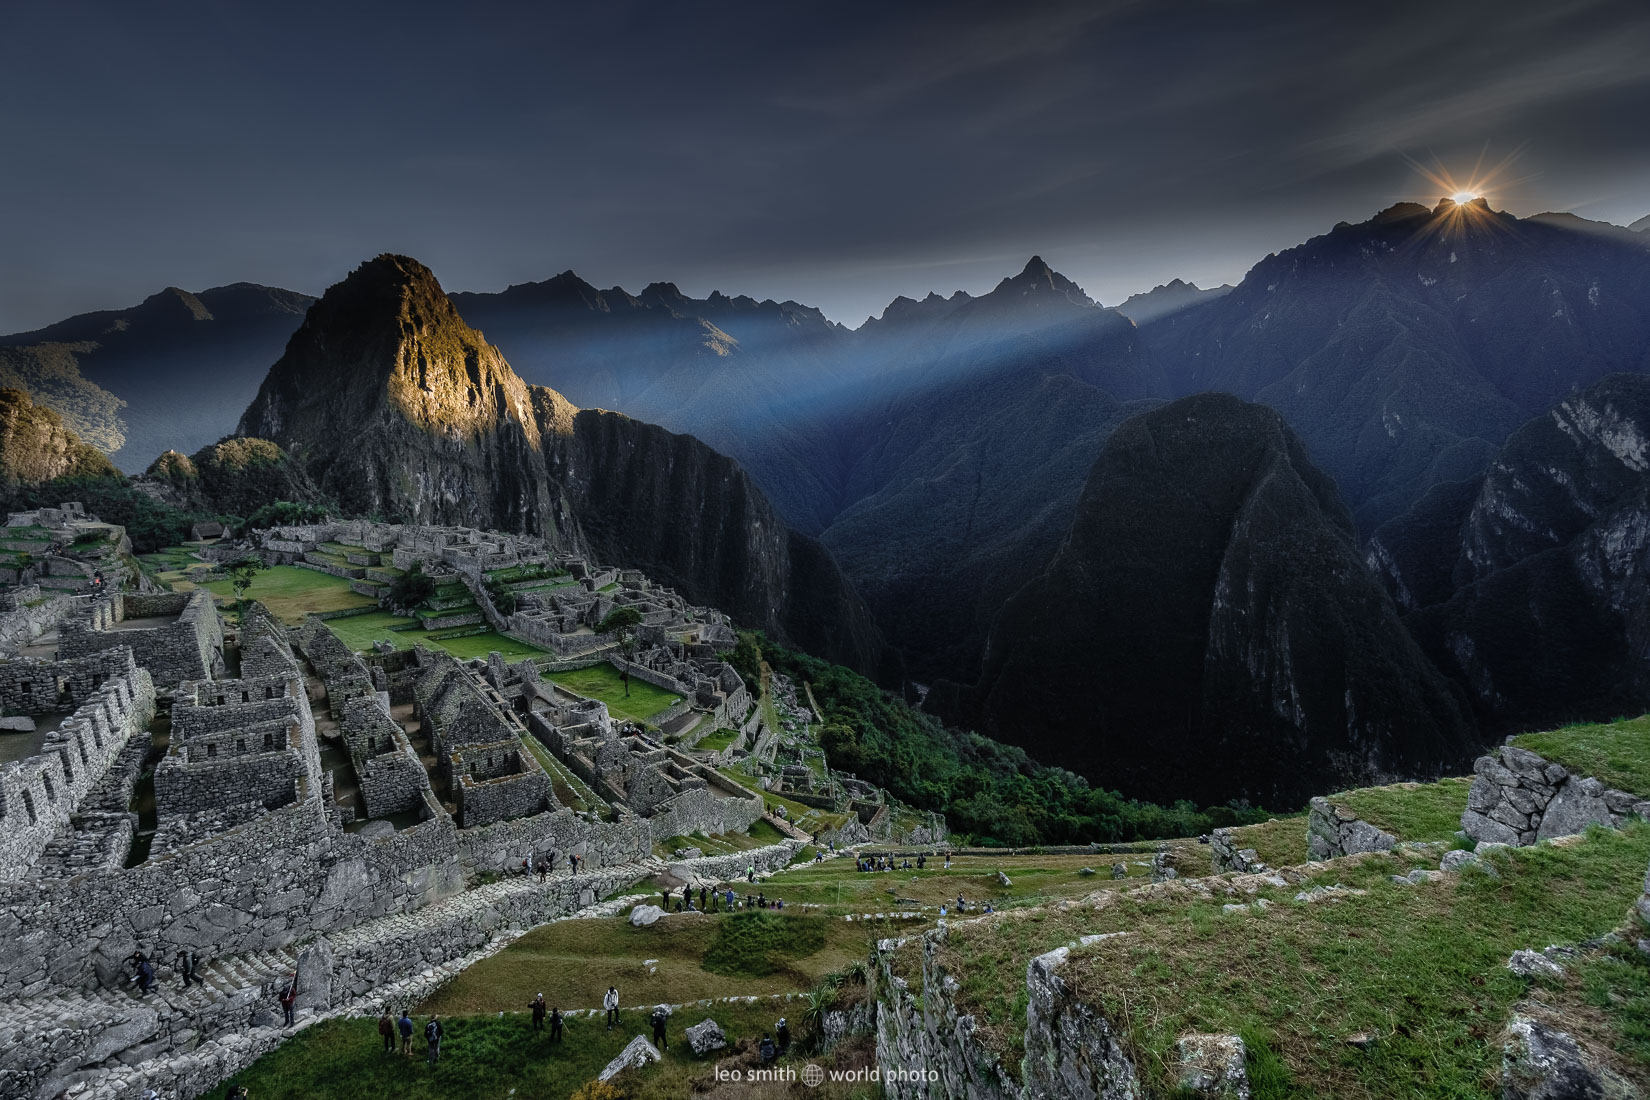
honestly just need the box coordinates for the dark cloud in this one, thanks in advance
[2,0,1647,331]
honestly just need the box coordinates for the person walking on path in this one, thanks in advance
[531,993,547,1032]
[424,1015,443,1064]
[175,949,202,989]
[549,1007,563,1042]
[604,986,620,1030]
[777,1017,791,1053]
[650,1005,670,1050]
[378,1010,395,1053]
[746,864,755,883]
[538,858,548,884]
[398,1010,414,1055]
[278,978,297,1026]
[571,853,581,875]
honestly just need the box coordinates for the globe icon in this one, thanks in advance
[802,1062,826,1088]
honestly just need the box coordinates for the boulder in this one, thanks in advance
[1535,781,1617,843]
[629,905,666,927]
[1439,849,1498,878]
[996,871,1012,887]
[1461,809,1522,847]
[1176,1033,1250,1098]
[685,1017,727,1056]
[1111,863,1127,879]
[598,1035,662,1081]
[1507,950,1566,981]
[1502,1015,1635,1099]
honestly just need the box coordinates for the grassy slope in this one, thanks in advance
[419,911,863,1015]
[1221,816,1310,869]
[197,1001,879,1100]
[545,664,680,723]
[941,822,1650,1099]
[1513,716,1650,796]
[202,564,375,622]
[1332,776,1475,843]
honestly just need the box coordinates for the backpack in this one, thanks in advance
[425,1021,439,1042]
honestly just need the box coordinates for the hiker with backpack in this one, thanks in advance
[425,1015,444,1064]
[531,993,547,1032]
[378,1009,395,1053]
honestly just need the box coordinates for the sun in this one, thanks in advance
[1452,191,1478,205]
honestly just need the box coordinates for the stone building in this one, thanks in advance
[57,590,224,687]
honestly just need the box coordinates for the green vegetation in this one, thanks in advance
[940,823,1650,1098]
[427,631,545,661]
[695,727,740,753]
[1514,715,1650,796]
[1331,776,1474,843]
[701,910,827,977]
[5,474,194,552]
[421,911,864,1015]
[202,565,374,623]
[197,998,873,1100]
[744,631,1273,847]
[388,560,437,609]
[1219,815,1310,869]
[546,663,680,724]
[247,499,332,529]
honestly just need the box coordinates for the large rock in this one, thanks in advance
[1176,1033,1250,1099]
[629,904,666,927]
[685,1017,727,1056]
[1535,780,1617,842]
[1502,1015,1635,1099]
[599,1034,662,1082]
[1022,944,1141,1098]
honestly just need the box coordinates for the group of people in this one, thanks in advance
[857,851,952,872]
[373,1007,448,1064]
[660,885,787,912]
[122,948,207,997]
[518,850,583,880]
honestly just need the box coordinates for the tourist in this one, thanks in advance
[650,1004,670,1049]
[571,853,581,875]
[378,1009,395,1053]
[984,902,995,914]
[547,850,558,873]
[604,985,620,1029]
[700,886,707,910]
[725,887,735,910]
[757,891,765,909]
[135,957,155,996]
[278,978,297,1026]
[425,1015,443,1064]
[917,854,925,870]
[538,857,548,884]
[226,1085,249,1100]
[549,1007,563,1042]
[759,1033,776,1064]
[174,948,202,989]
[746,864,755,883]
[398,1009,414,1054]
[776,1017,790,1052]
[531,993,547,1032]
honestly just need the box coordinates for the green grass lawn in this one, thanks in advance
[203,565,375,623]
[324,613,548,663]
[419,910,866,1015]
[1331,776,1475,843]
[1514,715,1650,796]
[545,663,680,723]
[323,610,418,651]
[197,999,877,1100]
[939,822,1650,1099]
[696,727,741,753]
[1221,815,1310,869]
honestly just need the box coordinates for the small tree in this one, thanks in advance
[388,561,436,611]
[226,556,266,617]
[597,605,645,697]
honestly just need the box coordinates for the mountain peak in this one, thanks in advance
[134,285,214,324]
[1630,214,1650,234]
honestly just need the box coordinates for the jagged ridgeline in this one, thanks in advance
[235,254,882,673]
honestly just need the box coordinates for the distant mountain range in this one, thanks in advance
[7,205,1650,803]
[0,284,313,469]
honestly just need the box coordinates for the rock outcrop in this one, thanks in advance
[950,394,1478,806]
[236,255,881,671]
[0,387,118,493]
[1460,744,1650,846]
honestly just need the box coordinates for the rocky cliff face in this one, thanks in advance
[236,255,880,670]
[950,393,1477,806]
[1379,374,1650,731]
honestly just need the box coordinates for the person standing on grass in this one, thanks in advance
[425,1015,443,1064]
[650,1004,670,1049]
[531,993,547,1032]
[700,886,707,911]
[398,1009,414,1054]
[604,985,620,1029]
[550,1006,564,1042]
[378,1009,395,1053]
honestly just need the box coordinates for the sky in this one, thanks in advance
[3,0,1649,333]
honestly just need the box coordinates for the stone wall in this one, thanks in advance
[57,590,223,687]
[661,838,802,883]
[0,588,72,652]
[0,650,155,881]
[1210,826,1274,873]
[645,784,765,842]
[1462,744,1650,846]
[454,744,552,827]
[452,804,653,874]
[1307,796,1398,860]
[873,927,1016,1100]
[0,646,143,716]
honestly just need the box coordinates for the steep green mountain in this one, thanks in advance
[0,387,118,490]
[143,438,320,518]
[943,393,1477,807]
[1141,200,1650,533]
[238,254,882,672]
[1375,374,1650,733]
[0,283,313,469]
